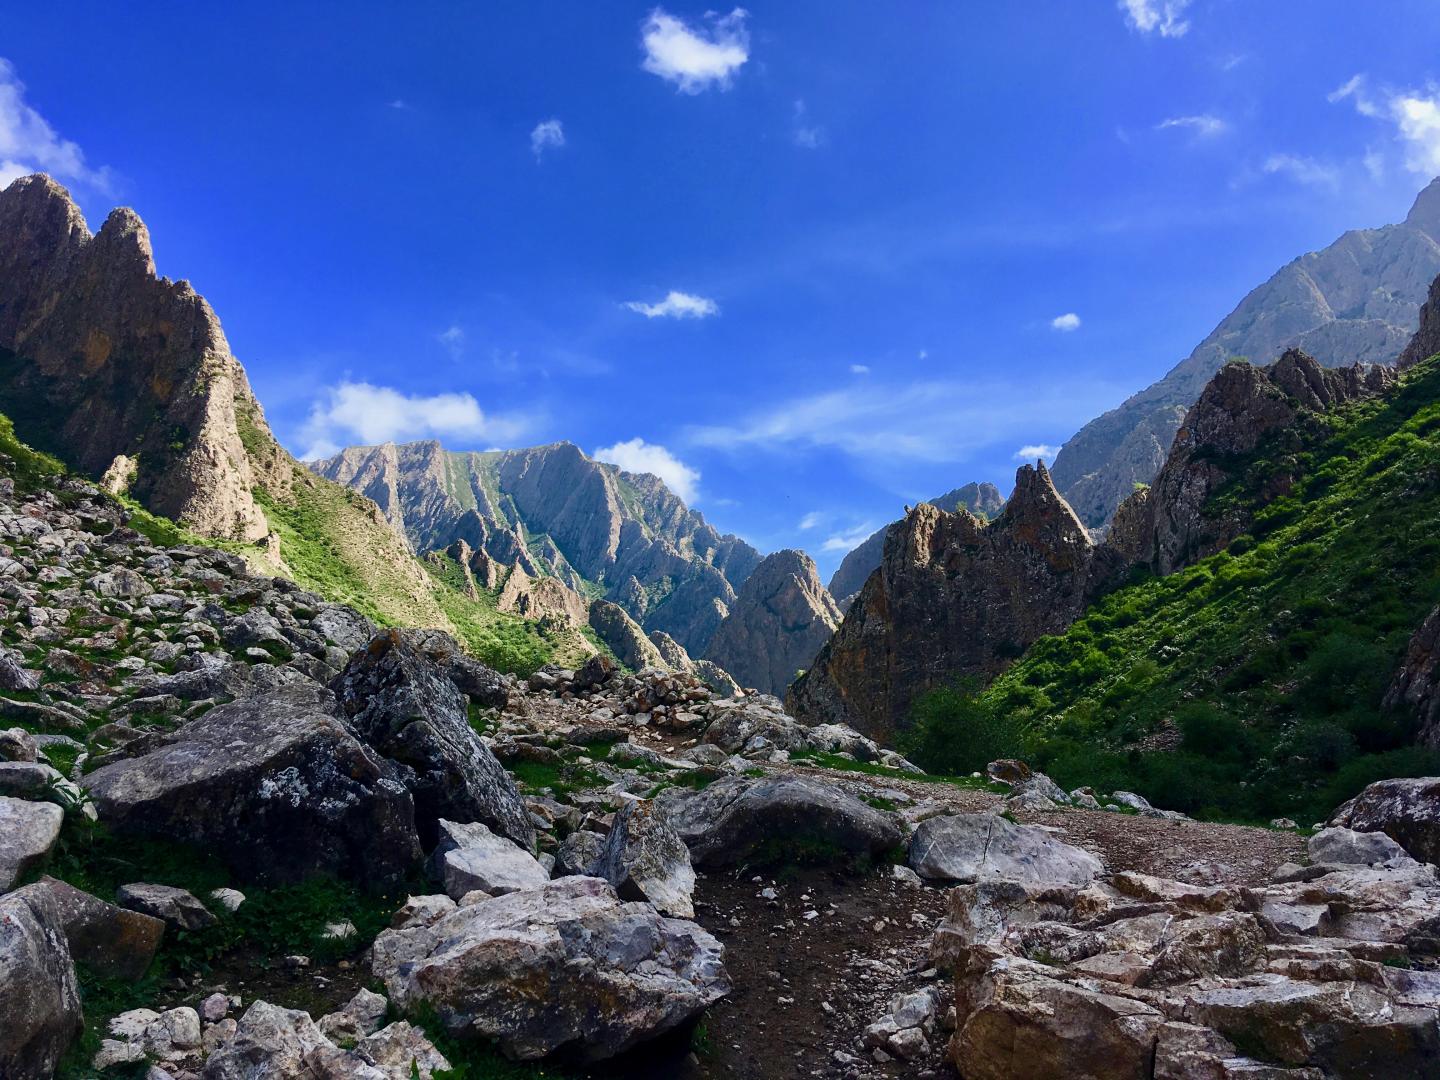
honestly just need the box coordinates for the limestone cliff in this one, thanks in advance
[826,481,1005,610]
[704,550,841,696]
[788,465,1125,740]
[313,439,762,655]
[1052,176,1440,526]
[0,174,270,540]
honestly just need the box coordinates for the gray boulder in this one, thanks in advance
[553,830,607,877]
[0,884,83,1079]
[372,876,729,1061]
[36,876,165,981]
[656,774,904,868]
[117,883,217,931]
[331,629,533,851]
[594,800,696,917]
[428,819,549,900]
[1308,826,1418,869]
[908,813,1104,885]
[0,795,63,891]
[83,686,421,887]
[1330,777,1440,864]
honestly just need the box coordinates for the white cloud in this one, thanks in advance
[387,99,409,110]
[1015,444,1060,462]
[1329,75,1440,176]
[641,7,750,94]
[593,437,701,504]
[1327,75,1380,116]
[1156,114,1228,138]
[437,325,465,358]
[0,58,111,192]
[298,382,527,460]
[1261,153,1339,188]
[1118,0,1191,38]
[798,511,824,530]
[624,290,719,319]
[821,523,876,554]
[1051,312,1082,332]
[849,363,870,375]
[792,100,824,149]
[530,118,565,160]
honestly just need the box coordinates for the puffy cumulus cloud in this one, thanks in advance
[1156,114,1228,138]
[298,382,528,461]
[1051,312,1082,332]
[821,523,877,554]
[641,8,750,94]
[0,57,112,191]
[1118,0,1191,38]
[1015,444,1060,462]
[593,437,701,504]
[624,290,719,319]
[530,118,565,160]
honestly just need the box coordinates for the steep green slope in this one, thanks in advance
[907,355,1440,823]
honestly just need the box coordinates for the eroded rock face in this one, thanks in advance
[655,774,904,868]
[703,549,840,697]
[82,685,422,886]
[371,876,729,1061]
[330,629,535,851]
[1384,605,1440,749]
[0,175,270,540]
[594,799,696,918]
[789,464,1124,739]
[1329,777,1440,864]
[0,884,83,1080]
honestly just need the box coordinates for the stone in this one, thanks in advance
[930,880,1079,968]
[372,876,729,1062]
[655,774,905,868]
[83,685,421,886]
[1329,777,1440,864]
[36,875,165,981]
[331,628,535,851]
[210,888,246,913]
[429,819,549,900]
[317,987,389,1043]
[908,813,1104,886]
[0,884,83,1079]
[1308,826,1418,869]
[390,893,457,930]
[200,993,230,1023]
[594,799,696,917]
[554,829,608,877]
[117,882,217,931]
[0,795,63,891]
[0,725,39,761]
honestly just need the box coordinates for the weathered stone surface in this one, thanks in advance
[0,884,83,1079]
[1329,777,1440,864]
[554,830,607,878]
[656,774,904,868]
[371,876,729,1061]
[1384,604,1440,749]
[497,561,591,630]
[117,882,217,931]
[1308,826,1418,869]
[331,628,534,851]
[594,799,696,917]
[37,875,164,981]
[428,819,549,900]
[908,813,1104,886]
[0,794,63,890]
[589,600,669,670]
[83,686,421,886]
[703,549,840,697]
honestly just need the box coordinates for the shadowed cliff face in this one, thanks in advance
[0,174,273,540]
[312,439,763,656]
[789,464,1126,741]
[1051,176,1440,528]
[703,549,841,697]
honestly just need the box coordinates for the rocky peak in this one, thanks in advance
[994,462,1093,567]
[704,550,840,697]
[1399,271,1440,368]
[1404,175,1440,237]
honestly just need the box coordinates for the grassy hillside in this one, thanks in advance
[904,355,1440,824]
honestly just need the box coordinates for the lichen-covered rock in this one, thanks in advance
[1329,777,1440,864]
[331,628,534,851]
[656,774,904,868]
[0,884,83,1079]
[594,799,696,917]
[371,876,729,1061]
[83,685,421,886]
[908,813,1104,886]
[37,875,165,981]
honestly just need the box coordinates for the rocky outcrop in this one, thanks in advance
[1400,246,1440,368]
[908,813,1105,886]
[827,482,1005,609]
[589,600,668,669]
[0,174,271,540]
[496,561,590,631]
[1385,605,1440,748]
[1052,176,1440,527]
[1329,777,1440,865]
[371,877,730,1061]
[703,550,840,696]
[313,440,762,656]
[789,464,1125,739]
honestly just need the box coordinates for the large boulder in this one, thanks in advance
[594,800,696,917]
[331,629,534,851]
[0,884,83,1079]
[1308,826,1418,869]
[36,876,164,981]
[0,795,63,891]
[372,876,729,1061]
[1329,777,1440,864]
[909,813,1104,886]
[83,685,421,887]
[428,819,549,900]
[655,774,904,868]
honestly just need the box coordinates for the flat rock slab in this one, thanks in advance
[117,883,217,931]
[429,819,549,900]
[0,794,63,890]
[908,812,1104,886]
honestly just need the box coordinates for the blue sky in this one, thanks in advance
[4,2,1440,578]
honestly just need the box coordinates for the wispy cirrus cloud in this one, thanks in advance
[624,290,719,319]
[640,8,750,94]
[1330,74,1440,177]
[1118,0,1191,38]
[530,118,565,160]
[1156,114,1228,138]
[0,57,112,192]
[821,522,877,554]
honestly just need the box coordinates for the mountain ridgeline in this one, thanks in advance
[1051,177,1440,527]
[310,440,764,658]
